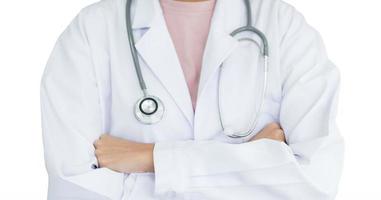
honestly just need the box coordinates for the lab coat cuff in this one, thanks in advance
[153,141,189,195]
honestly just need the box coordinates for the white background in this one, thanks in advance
[0,0,380,199]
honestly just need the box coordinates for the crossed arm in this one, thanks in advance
[93,122,286,174]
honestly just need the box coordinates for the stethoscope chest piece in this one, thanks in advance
[134,95,165,124]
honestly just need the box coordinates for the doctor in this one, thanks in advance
[41,0,344,199]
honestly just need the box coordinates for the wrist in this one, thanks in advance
[142,144,155,172]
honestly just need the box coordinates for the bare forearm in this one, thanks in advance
[93,122,285,174]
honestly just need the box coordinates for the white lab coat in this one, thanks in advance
[40,0,344,199]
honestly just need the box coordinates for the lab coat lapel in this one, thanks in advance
[197,0,239,101]
[133,0,194,127]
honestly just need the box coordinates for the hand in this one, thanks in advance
[94,134,154,173]
[250,122,286,143]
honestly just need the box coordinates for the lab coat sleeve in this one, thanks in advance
[40,11,124,200]
[152,4,344,200]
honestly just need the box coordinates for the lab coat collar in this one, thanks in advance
[197,0,239,101]
[131,0,155,29]
[132,0,239,127]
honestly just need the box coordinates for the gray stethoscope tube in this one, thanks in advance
[126,0,269,139]
[126,0,165,124]
[219,0,269,139]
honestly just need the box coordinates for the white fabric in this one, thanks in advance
[40,0,344,199]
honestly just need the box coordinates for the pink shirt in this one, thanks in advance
[160,0,216,111]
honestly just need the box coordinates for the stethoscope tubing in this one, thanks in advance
[218,56,269,138]
[126,0,148,95]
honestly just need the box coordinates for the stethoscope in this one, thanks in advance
[126,0,269,139]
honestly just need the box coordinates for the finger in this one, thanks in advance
[97,156,108,168]
[99,134,109,140]
[273,129,285,142]
[94,149,103,157]
[93,139,101,148]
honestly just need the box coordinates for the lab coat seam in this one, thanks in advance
[76,5,111,136]
[279,7,319,95]
[88,6,111,134]
[41,80,96,147]
[280,61,340,146]
[277,1,297,50]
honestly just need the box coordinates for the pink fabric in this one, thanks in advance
[160,0,216,111]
